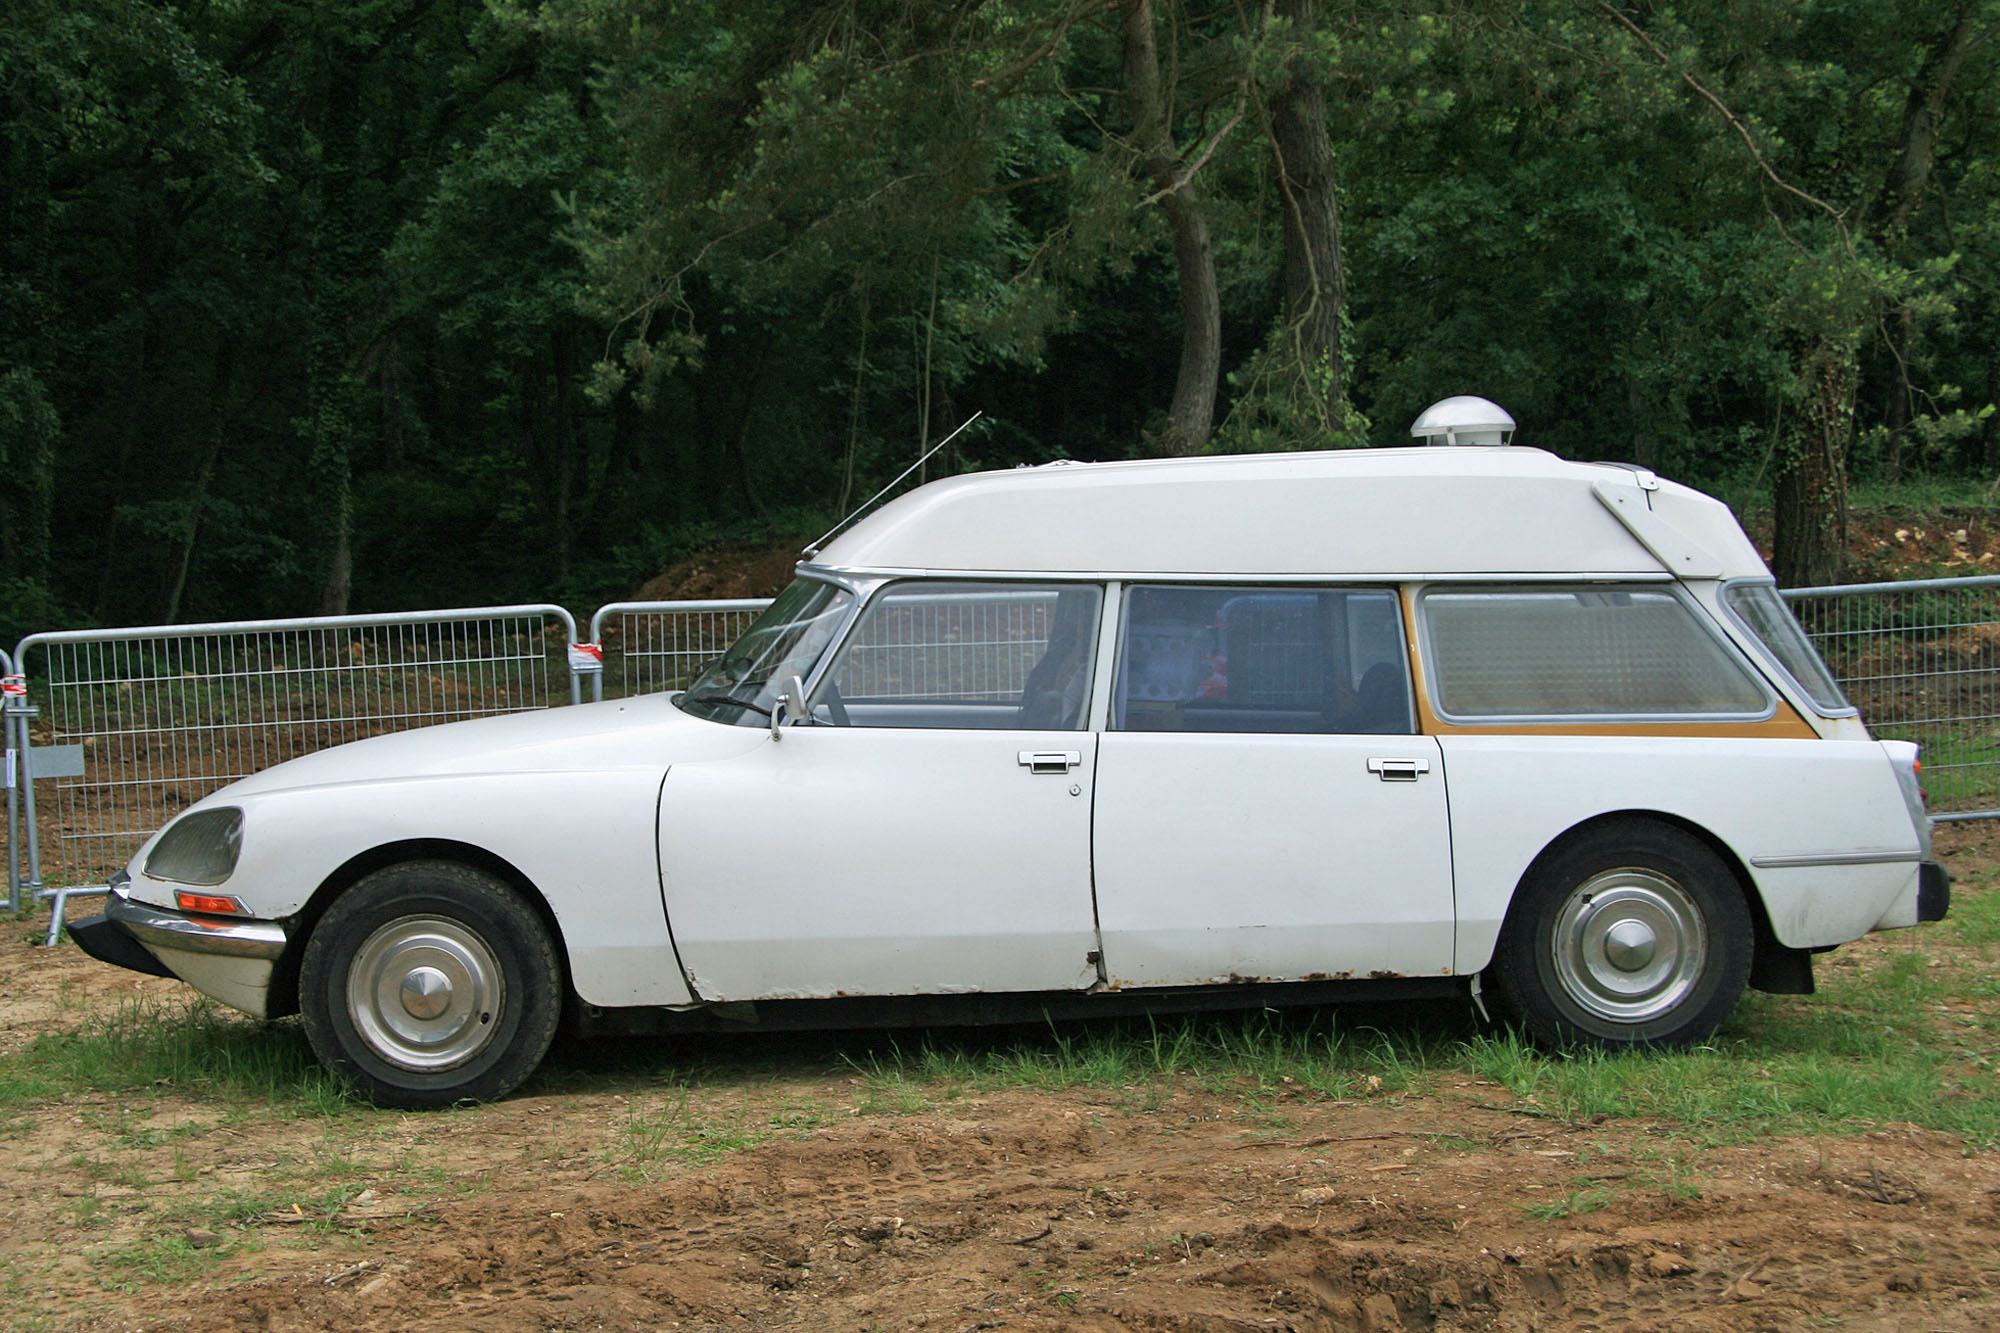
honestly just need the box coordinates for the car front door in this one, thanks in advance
[658,582,1106,1001]
[1091,586,1456,987]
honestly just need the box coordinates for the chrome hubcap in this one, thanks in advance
[1552,870,1706,1024]
[399,966,453,1021]
[1602,919,1657,972]
[348,916,503,1072]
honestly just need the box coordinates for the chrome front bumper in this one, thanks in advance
[74,893,290,1020]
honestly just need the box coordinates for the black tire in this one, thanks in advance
[299,861,562,1108]
[1487,819,1752,1049]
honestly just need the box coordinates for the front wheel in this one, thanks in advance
[299,861,562,1107]
[1488,821,1752,1049]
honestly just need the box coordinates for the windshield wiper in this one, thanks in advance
[681,690,773,718]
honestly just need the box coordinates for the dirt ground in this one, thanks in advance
[0,832,1993,1333]
[2,517,1998,1332]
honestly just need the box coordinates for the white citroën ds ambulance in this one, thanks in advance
[75,398,1949,1106]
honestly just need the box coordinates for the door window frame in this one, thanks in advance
[1107,581,1416,736]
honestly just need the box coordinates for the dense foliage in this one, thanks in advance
[2,0,1995,639]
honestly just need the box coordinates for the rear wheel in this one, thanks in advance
[1488,820,1752,1049]
[300,861,561,1107]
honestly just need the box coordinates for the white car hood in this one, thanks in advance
[218,694,763,798]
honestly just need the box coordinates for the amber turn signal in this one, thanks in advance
[175,891,244,916]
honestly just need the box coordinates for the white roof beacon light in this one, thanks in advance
[1411,395,1515,447]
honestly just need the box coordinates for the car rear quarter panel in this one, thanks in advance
[1441,735,1924,970]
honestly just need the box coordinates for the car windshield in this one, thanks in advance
[676,577,856,725]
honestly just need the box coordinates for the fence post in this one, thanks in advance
[3,647,24,914]
[587,600,774,703]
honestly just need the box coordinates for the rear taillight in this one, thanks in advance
[1885,741,1934,858]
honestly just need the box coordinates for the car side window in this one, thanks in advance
[1419,585,1773,720]
[1113,586,1414,734]
[821,582,1103,730]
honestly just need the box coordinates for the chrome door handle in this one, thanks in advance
[1018,750,1083,775]
[1366,757,1431,782]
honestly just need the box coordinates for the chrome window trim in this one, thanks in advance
[1107,582,1416,735]
[1414,581,1779,726]
[1719,577,1860,719]
[804,576,1108,729]
[679,573,869,727]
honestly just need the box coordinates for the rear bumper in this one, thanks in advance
[1866,859,1952,933]
[1918,860,1951,922]
[72,893,288,1020]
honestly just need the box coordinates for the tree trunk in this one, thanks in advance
[1872,2,1979,246]
[162,429,225,624]
[1984,338,2000,474]
[94,264,161,619]
[1628,374,1655,470]
[520,355,570,587]
[1123,0,1221,456]
[379,333,406,474]
[0,368,58,596]
[840,296,871,515]
[1772,344,1855,589]
[1884,303,1913,481]
[312,399,355,616]
[1271,0,1345,422]
[311,56,363,620]
[1773,3,1978,586]
[731,340,775,524]
[551,329,581,587]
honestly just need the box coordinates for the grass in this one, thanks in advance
[93,1233,229,1287]
[1946,872,2000,946]
[609,1088,782,1179]
[5,870,1996,1221]
[1,997,352,1113]
[1460,943,2000,1148]
[836,1010,1441,1106]
[1515,1182,1615,1221]
[10,961,1997,1148]
[1846,475,2000,513]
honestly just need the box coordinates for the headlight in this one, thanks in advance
[144,807,245,886]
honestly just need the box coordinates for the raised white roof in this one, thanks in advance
[808,447,1768,581]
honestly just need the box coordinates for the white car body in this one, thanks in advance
[77,442,1948,1105]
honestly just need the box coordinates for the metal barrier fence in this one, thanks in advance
[1783,575,2000,821]
[840,588,1057,700]
[587,600,771,702]
[3,646,25,912]
[9,607,580,925]
[11,575,2000,939]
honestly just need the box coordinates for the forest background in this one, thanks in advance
[2,0,1997,644]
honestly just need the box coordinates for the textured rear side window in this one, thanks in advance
[1421,587,1772,720]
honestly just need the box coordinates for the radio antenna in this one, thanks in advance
[803,410,984,557]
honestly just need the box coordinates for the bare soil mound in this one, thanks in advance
[633,539,811,602]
